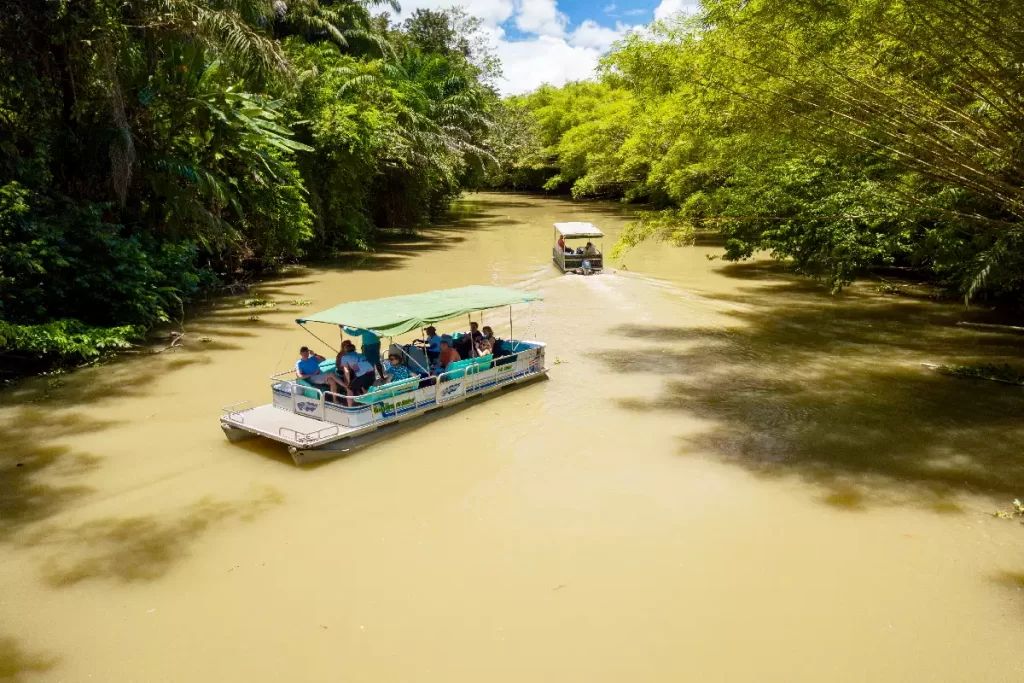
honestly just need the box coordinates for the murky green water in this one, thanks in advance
[2,192,1023,681]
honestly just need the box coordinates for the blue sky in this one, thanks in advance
[385,0,700,95]
[501,1,659,40]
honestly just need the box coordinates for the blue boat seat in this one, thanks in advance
[443,354,493,380]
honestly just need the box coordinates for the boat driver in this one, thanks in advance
[414,326,442,365]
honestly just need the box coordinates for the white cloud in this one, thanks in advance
[514,0,568,37]
[379,0,644,95]
[495,35,603,95]
[654,0,701,20]
[603,3,616,12]
[386,0,515,27]
[568,19,631,51]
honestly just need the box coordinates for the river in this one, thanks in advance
[1,192,1023,682]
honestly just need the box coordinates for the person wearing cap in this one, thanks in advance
[414,326,442,366]
[295,346,344,401]
[337,340,377,406]
[343,326,383,378]
[583,241,600,257]
[436,334,461,373]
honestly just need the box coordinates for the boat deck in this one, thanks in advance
[221,404,363,449]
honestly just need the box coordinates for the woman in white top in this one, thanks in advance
[337,340,377,406]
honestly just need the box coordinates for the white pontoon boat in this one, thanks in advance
[220,285,548,465]
[553,222,605,273]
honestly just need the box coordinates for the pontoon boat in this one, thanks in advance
[553,222,605,273]
[220,286,548,464]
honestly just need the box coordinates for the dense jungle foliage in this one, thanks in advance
[495,0,1024,308]
[0,0,498,373]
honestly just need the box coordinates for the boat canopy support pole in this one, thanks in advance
[509,305,513,344]
[299,322,339,355]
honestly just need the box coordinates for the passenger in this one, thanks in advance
[476,336,493,355]
[491,335,513,366]
[414,325,442,366]
[295,346,343,400]
[337,340,377,407]
[481,325,494,342]
[343,326,384,379]
[436,334,461,373]
[385,353,419,383]
[557,235,571,253]
[583,241,600,257]
[469,321,483,344]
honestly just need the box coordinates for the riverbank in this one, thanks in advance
[2,193,1023,682]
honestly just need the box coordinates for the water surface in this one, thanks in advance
[2,192,1023,682]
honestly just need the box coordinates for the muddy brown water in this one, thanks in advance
[2,193,1023,682]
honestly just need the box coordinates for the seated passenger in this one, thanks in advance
[343,326,383,379]
[469,321,483,344]
[337,340,377,407]
[583,241,600,257]
[557,235,571,253]
[476,336,493,355]
[385,353,419,383]
[295,346,343,401]
[491,336,514,366]
[436,335,461,373]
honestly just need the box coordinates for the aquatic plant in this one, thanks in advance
[992,500,1024,520]
[242,297,277,309]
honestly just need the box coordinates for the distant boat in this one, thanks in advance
[220,285,548,464]
[553,222,605,274]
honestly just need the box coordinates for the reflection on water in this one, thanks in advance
[600,262,1024,508]
[1,192,1023,682]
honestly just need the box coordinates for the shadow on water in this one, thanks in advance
[593,263,1024,511]
[22,486,283,587]
[0,636,57,681]
[0,357,172,542]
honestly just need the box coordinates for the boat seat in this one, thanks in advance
[443,354,493,380]
[354,377,420,405]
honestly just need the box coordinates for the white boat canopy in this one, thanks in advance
[554,222,605,239]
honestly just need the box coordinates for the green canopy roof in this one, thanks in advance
[297,285,542,336]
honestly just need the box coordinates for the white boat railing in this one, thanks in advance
[268,345,544,431]
[222,400,255,424]
[279,424,340,445]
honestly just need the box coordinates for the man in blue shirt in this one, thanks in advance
[295,346,342,400]
[343,326,383,379]
[414,325,442,366]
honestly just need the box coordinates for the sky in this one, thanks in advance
[382,0,701,95]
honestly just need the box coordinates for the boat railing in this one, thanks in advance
[269,344,545,428]
[221,400,255,424]
[553,247,603,271]
[279,424,340,445]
